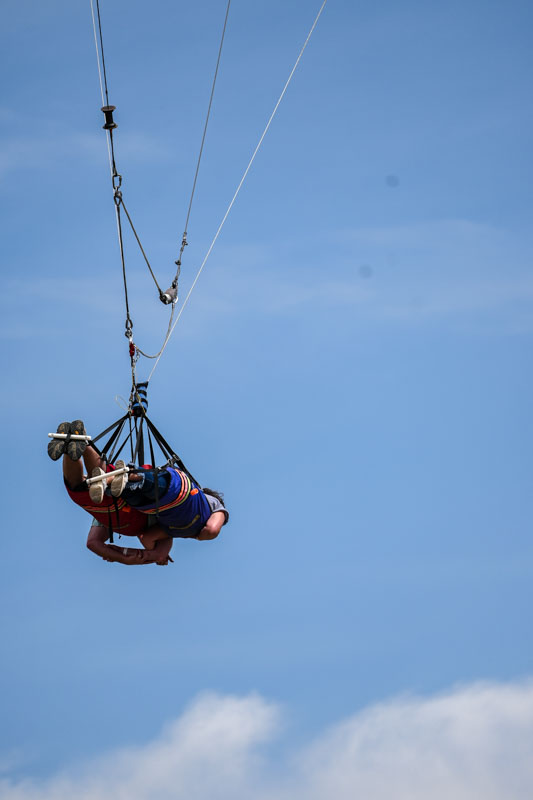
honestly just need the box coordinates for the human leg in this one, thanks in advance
[82,445,105,475]
[63,452,84,489]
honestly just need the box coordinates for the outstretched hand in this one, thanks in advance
[102,543,173,565]
[87,524,173,566]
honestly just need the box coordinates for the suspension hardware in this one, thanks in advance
[101,105,117,130]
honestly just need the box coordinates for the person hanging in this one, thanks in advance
[47,419,228,565]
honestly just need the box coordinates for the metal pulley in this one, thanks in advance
[160,285,178,305]
[101,105,117,130]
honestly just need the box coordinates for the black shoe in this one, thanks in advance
[68,420,88,461]
[47,422,71,461]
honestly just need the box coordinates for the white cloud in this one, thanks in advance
[2,680,533,800]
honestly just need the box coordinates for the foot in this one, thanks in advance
[89,467,106,504]
[68,420,88,461]
[111,459,129,497]
[47,422,71,460]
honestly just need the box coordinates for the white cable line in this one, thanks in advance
[89,0,114,180]
[90,0,105,105]
[148,0,328,381]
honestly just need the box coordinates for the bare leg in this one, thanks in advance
[63,445,106,489]
[63,453,84,489]
[82,445,105,475]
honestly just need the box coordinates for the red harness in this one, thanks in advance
[65,468,148,536]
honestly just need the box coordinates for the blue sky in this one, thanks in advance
[1,0,533,796]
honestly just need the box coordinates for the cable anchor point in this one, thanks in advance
[101,105,117,130]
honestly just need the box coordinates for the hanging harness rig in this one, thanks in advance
[89,0,210,486]
[87,380,200,545]
[89,0,327,479]
[97,99,183,470]
[88,0,232,488]
[95,106,191,481]
[100,102,178,315]
[90,380,200,489]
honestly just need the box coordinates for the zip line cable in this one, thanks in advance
[89,0,327,383]
[89,0,231,358]
[91,0,169,326]
[91,0,157,344]
[147,0,328,382]
[90,0,112,173]
[171,0,232,297]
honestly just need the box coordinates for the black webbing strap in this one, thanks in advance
[152,466,160,525]
[106,505,114,544]
[144,416,200,486]
[132,417,144,466]
[147,426,160,524]
[92,414,128,446]
[92,415,128,460]
[109,427,134,463]
[92,409,200,489]
[137,420,145,466]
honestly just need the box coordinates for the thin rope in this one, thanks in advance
[119,196,165,297]
[183,0,231,238]
[172,0,232,290]
[93,0,121,176]
[90,0,129,306]
[90,0,105,106]
[134,303,176,359]
[94,0,111,107]
[90,0,114,179]
[148,0,328,382]
[90,0,170,347]
[114,202,133,334]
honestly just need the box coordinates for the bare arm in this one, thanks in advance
[87,525,173,565]
[196,510,226,541]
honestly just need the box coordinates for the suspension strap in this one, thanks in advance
[107,506,114,544]
[92,414,128,452]
[144,416,200,487]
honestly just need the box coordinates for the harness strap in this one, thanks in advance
[107,505,114,544]
[144,416,200,487]
[147,426,160,524]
